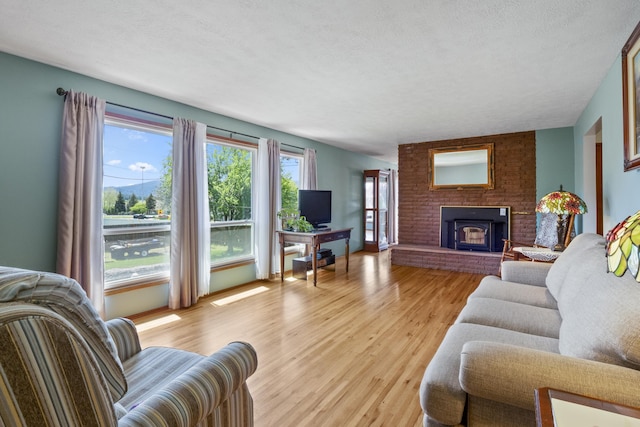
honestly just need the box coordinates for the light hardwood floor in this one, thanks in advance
[131,250,485,427]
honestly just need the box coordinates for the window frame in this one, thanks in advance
[279,150,304,254]
[206,135,257,268]
[102,115,174,290]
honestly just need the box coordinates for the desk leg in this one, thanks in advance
[345,238,350,272]
[279,235,285,282]
[312,244,318,286]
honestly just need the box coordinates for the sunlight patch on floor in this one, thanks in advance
[136,314,181,332]
[211,286,270,306]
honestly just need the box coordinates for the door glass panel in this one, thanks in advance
[365,176,375,209]
[378,211,388,245]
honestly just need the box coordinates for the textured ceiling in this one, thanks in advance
[1,1,640,163]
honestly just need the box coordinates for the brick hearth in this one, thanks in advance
[391,245,502,276]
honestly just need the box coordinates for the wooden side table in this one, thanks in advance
[535,388,640,427]
[278,228,352,286]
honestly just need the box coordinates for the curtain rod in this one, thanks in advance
[56,87,260,141]
[281,143,306,151]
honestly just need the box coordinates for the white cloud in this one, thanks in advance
[123,129,148,142]
[128,162,157,172]
[106,159,121,166]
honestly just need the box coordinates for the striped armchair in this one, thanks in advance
[0,267,258,426]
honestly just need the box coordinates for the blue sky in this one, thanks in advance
[103,123,301,188]
[103,124,171,189]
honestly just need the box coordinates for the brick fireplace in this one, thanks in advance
[440,206,510,252]
[392,131,536,275]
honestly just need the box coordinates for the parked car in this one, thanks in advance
[133,214,147,219]
[109,237,165,259]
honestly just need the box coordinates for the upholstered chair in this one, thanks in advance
[0,266,258,426]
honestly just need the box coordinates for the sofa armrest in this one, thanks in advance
[106,317,142,363]
[459,341,640,411]
[500,261,551,286]
[119,341,258,427]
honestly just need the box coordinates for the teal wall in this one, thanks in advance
[535,127,575,200]
[0,52,393,317]
[573,54,640,232]
[6,46,638,317]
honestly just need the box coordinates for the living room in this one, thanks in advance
[2,2,640,426]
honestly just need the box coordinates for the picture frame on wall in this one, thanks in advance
[622,21,640,172]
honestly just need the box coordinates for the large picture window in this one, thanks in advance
[103,117,266,288]
[207,141,255,265]
[102,118,172,287]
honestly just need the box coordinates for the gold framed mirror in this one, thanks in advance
[429,143,494,190]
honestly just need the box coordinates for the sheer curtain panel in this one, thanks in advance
[255,138,281,279]
[56,90,106,317]
[169,118,210,309]
[302,148,318,190]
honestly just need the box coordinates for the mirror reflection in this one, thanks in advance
[429,144,494,189]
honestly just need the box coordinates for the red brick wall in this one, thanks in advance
[397,131,537,247]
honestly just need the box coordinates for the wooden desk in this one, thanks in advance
[278,228,352,286]
[535,388,640,427]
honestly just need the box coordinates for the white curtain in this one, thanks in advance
[388,169,398,245]
[255,138,281,279]
[169,118,210,309]
[302,148,317,190]
[56,91,106,317]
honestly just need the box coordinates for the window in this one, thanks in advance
[102,117,172,287]
[280,153,303,250]
[102,116,263,287]
[207,140,255,265]
[281,153,302,211]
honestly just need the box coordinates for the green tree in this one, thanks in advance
[146,193,157,213]
[281,169,298,212]
[157,155,172,214]
[127,193,138,212]
[114,191,126,214]
[103,188,118,214]
[208,147,251,221]
[208,146,252,254]
[131,200,148,214]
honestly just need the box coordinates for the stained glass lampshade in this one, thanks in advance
[606,210,640,282]
[535,190,588,215]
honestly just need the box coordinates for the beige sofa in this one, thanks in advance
[419,232,640,426]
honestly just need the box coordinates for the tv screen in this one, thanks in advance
[298,190,332,228]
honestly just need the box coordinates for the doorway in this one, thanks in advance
[583,118,603,235]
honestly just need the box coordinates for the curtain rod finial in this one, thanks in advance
[56,87,67,96]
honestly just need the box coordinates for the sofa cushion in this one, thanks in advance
[470,275,557,309]
[456,298,561,338]
[419,323,559,426]
[556,237,640,369]
[545,233,604,299]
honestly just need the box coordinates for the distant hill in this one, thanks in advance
[105,180,161,200]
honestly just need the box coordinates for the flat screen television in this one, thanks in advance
[298,190,332,229]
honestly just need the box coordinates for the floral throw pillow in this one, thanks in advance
[606,211,640,281]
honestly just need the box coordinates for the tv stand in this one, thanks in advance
[277,228,352,286]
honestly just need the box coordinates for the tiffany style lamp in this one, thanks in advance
[535,186,588,250]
